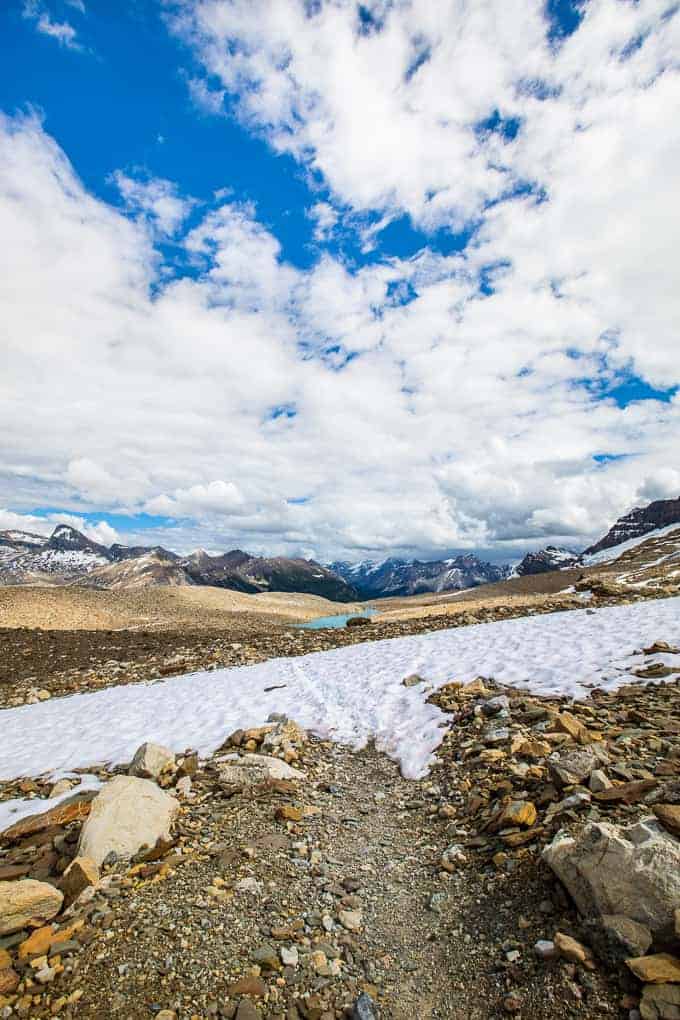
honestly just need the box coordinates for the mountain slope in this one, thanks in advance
[183,551,358,601]
[583,497,680,557]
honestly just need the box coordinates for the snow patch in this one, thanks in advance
[1,598,680,782]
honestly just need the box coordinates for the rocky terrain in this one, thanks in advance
[4,662,680,1018]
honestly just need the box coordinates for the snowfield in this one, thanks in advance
[1,597,679,783]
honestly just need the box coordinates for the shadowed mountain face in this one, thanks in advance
[583,498,680,557]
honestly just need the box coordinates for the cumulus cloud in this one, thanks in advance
[3,0,680,562]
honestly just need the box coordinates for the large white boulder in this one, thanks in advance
[78,776,179,867]
[543,818,680,939]
[0,879,64,936]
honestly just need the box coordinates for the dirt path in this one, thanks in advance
[61,734,620,1020]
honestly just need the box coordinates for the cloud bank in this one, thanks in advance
[2,0,680,560]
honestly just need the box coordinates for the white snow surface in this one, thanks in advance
[1,598,680,782]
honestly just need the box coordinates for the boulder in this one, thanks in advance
[128,742,175,780]
[543,819,680,939]
[78,776,179,867]
[0,879,64,936]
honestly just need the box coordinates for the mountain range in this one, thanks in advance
[1,495,680,599]
[329,555,510,598]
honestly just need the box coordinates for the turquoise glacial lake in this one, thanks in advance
[295,608,377,630]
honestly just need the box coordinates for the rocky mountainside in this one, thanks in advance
[329,554,510,598]
[583,497,680,557]
[183,550,358,602]
[514,546,578,576]
[0,526,358,601]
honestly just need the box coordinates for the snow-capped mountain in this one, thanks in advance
[514,546,578,576]
[583,497,680,558]
[329,555,510,598]
[0,525,110,583]
[0,525,358,600]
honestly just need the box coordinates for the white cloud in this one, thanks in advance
[113,172,194,237]
[308,201,339,242]
[0,508,118,547]
[23,2,81,50]
[3,0,680,568]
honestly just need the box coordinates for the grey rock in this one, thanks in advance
[352,992,378,1019]
[589,769,613,793]
[550,749,597,787]
[78,776,178,867]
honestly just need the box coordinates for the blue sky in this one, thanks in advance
[1,0,679,560]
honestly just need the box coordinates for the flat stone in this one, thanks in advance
[0,880,64,936]
[590,769,613,793]
[228,976,267,997]
[628,955,680,984]
[550,749,597,787]
[554,931,590,964]
[338,909,362,931]
[274,805,302,822]
[0,796,93,845]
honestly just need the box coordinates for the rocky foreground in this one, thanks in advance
[2,649,680,1018]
